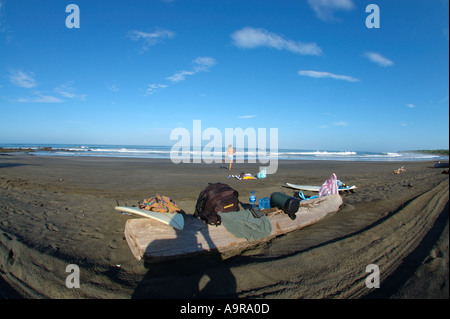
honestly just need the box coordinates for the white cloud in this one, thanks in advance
[308,0,355,21]
[166,70,195,83]
[0,0,4,22]
[193,56,217,71]
[0,0,11,42]
[8,69,37,88]
[364,52,394,67]
[333,121,349,126]
[407,103,416,108]
[438,95,448,104]
[237,115,256,119]
[7,70,85,103]
[145,83,168,95]
[166,56,217,83]
[231,27,322,56]
[54,83,86,100]
[108,84,120,92]
[128,28,175,51]
[144,57,217,95]
[12,94,63,103]
[298,70,360,82]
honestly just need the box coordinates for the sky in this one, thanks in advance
[0,0,448,152]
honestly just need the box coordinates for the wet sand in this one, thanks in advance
[0,154,448,299]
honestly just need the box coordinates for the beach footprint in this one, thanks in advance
[46,222,59,232]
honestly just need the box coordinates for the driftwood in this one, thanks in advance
[393,166,406,175]
[124,194,343,262]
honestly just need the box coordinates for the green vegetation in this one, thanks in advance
[0,147,72,154]
[0,147,35,153]
[0,147,54,153]
[403,149,449,156]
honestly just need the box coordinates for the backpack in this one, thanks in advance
[194,183,240,226]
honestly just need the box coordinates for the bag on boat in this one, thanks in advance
[270,192,299,220]
[319,173,339,197]
[194,183,240,226]
[257,167,267,179]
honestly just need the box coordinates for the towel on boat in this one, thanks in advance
[218,210,272,242]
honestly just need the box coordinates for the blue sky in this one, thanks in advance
[0,0,448,152]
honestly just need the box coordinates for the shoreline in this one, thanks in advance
[0,154,448,298]
[2,145,449,164]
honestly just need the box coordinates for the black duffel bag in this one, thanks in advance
[194,183,240,226]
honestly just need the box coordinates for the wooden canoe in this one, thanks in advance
[124,194,343,262]
[434,162,449,168]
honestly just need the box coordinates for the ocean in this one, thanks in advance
[1,144,448,162]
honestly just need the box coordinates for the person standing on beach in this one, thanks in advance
[225,144,235,170]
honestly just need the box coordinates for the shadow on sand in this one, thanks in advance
[131,215,237,299]
[0,163,38,169]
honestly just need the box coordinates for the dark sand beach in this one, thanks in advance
[0,154,448,299]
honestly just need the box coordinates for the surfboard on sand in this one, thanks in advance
[286,183,357,192]
[115,206,184,230]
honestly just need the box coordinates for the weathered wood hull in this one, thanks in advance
[124,194,343,262]
[434,162,449,168]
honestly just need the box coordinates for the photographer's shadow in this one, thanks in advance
[131,215,237,299]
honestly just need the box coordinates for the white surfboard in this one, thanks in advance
[286,183,357,192]
[115,206,184,230]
